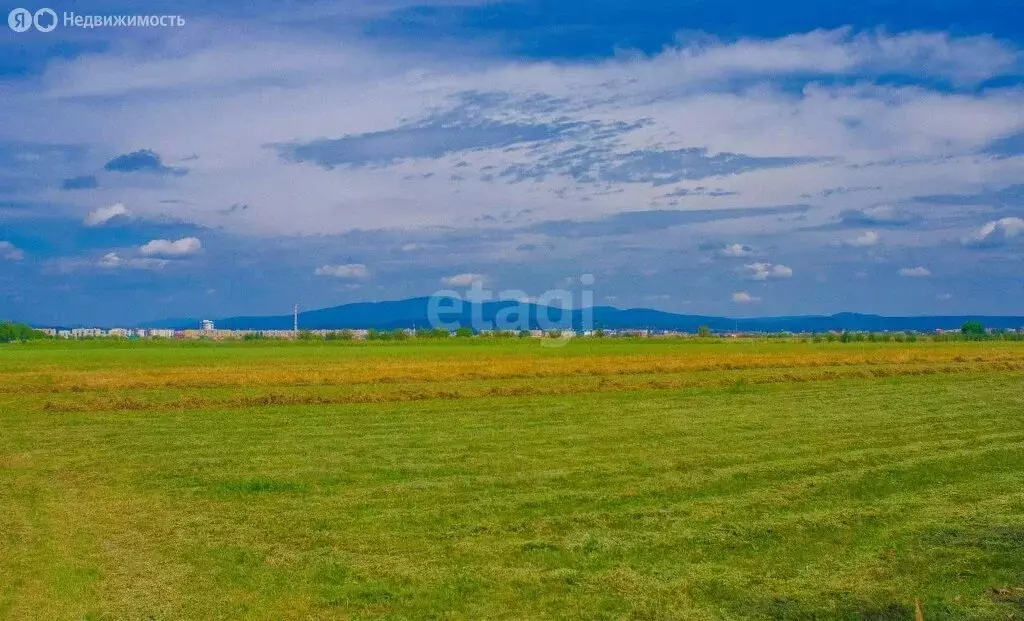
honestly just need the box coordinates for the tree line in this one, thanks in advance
[0,321,46,343]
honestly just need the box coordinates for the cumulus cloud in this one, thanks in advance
[732,291,760,303]
[721,243,754,257]
[314,263,370,279]
[442,273,486,286]
[84,203,129,227]
[898,266,931,277]
[0,241,25,261]
[963,217,1024,247]
[744,262,793,280]
[844,230,880,247]
[138,237,202,257]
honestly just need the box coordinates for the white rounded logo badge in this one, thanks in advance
[33,8,57,32]
[8,7,57,32]
[8,8,32,32]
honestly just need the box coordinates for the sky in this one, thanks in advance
[1,0,1023,326]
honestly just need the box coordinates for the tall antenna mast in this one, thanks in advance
[293,304,299,337]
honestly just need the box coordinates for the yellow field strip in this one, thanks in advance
[35,360,1024,412]
[8,347,1024,394]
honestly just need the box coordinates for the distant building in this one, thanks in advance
[201,319,215,331]
[71,328,104,338]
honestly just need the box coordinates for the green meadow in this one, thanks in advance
[1,339,1023,619]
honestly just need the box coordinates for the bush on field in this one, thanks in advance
[417,328,450,339]
[367,329,411,341]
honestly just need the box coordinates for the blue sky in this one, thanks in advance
[1,0,1023,325]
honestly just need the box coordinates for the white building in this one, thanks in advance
[71,328,104,338]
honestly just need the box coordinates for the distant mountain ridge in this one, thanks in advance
[138,297,1024,333]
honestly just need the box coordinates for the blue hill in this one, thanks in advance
[139,297,1024,333]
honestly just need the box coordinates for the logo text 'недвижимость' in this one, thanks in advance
[8,8,185,32]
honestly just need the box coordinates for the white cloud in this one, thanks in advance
[98,252,121,268]
[314,263,370,279]
[744,262,793,280]
[722,243,753,257]
[732,291,760,303]
[963,217,1024,247]
[898,266,931,277]
[845,230,880,247]
[400,243,425,252]
[138,237,202,258]
[84,203,129,227]
[937,293,953,300]
[442,273,486,286]
[98,252,168,270]
[0,241,25,261]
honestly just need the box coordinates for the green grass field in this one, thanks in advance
[1,339,1023,619]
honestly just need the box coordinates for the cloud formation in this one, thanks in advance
[84,203,129,227]
[2,9,1024,323]
[732,291,760,303]
[98,252,168,270]
[139,237,203,258]
[722,244,754,257]
[314,264,370,279]
[104,150,187,176]
[898,266,931,277]
[7,25,1020,239]
[442,273,486,286]
[744,263,794,280]
[963,217,1024,247]
[844,231,880,247]
[0,241,25,261]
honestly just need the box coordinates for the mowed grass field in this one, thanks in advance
[1,339,1023,620]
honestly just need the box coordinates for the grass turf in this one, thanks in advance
[1,340,1023,619]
